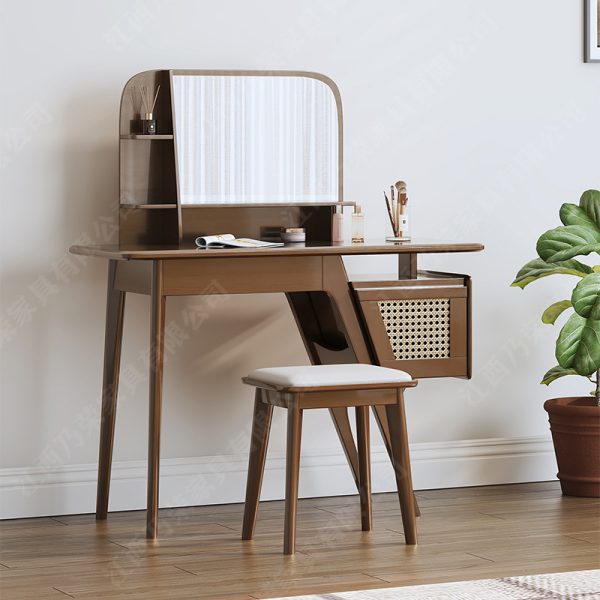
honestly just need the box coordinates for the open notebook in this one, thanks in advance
[195,234,283,249]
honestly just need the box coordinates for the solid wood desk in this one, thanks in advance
[70,239,483,539]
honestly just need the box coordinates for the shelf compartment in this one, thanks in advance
[120,138,177,205]
[119,205,179,245]
[180,204,333,245]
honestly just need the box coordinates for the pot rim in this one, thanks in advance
[544,396,600,418]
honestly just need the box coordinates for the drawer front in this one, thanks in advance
[354,277,471,379]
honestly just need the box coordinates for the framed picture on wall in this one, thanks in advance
[586,0,600,62]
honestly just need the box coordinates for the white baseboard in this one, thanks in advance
[0,436,557,519]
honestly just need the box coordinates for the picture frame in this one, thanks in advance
[585,0,600,62]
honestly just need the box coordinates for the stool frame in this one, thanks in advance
[241,377,418,555]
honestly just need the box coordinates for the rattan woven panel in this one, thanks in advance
[378,298,451,361]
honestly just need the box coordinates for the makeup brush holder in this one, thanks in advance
[386,210,411,242]
[384,180,412,242]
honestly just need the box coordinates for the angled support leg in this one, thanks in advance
[147,260,166,540]
[284,399,303,555]
[373,405,420,517]
[321,256,420,515]
[96,260,126,520]
[355,406,372,531]
[385,391,417,545]
[288,259,420,519]
[286,291,361,489]
[242,389,274,540]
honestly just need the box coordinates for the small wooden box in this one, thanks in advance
[352,271,471,379]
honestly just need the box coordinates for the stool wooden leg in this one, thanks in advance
[97,260,125,520]
[355,406,372,531]
[284,401,303,555]
[242,390,274,540]
[385,392,417,545]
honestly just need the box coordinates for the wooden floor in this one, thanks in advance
[0,482,598,599]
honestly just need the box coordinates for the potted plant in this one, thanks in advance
[512,189,600,497]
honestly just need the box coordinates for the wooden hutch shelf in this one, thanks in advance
[120,134,174,140]
[120,204,177,210]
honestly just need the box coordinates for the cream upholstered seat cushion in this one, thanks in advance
[245,364,412,389]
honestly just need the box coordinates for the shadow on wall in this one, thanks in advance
[158,293,310,456]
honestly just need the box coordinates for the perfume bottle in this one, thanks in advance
[351,204,364,243]
[332,205,344,242]
[141,112,157,134]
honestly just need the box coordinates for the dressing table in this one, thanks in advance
[70,70,483,540]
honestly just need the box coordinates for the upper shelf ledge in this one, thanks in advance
[120,134,174,140]
[179,201,357,208]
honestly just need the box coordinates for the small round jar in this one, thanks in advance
[281,228,306,243]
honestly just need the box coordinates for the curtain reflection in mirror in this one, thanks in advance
[173,75,338,204]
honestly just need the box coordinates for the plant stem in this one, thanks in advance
[596,368,600,407]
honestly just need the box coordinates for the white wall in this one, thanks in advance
[1,0,599,518]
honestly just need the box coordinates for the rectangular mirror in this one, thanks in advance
[171,72,341,205]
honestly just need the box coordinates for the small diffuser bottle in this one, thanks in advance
[141,112,157,134]
[139,85,160,135]
[332,205,344,242]
[351,204,364,243]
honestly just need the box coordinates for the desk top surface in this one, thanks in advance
[70,239,484,260]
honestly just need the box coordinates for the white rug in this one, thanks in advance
[267,570,600,599]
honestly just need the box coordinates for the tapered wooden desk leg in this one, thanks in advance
[284,402,303,555]
[96,260,126,520]
[373,405,420,517]
[355,406,372,531]
[147,261,165,540]
[385,394,417,545]
[242,390,274,540]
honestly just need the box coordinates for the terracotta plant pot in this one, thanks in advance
[544,397,600,497]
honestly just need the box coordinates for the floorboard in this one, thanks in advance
[0,482,598,599]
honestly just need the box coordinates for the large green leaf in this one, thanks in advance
[536,225,600,262]
[540,365,579,385]
[560,203,597,228]
[555,312,600,375]
[511,258,591,289]
[541,300,572,324]
[572,273,600,319]
[579,189,600,227]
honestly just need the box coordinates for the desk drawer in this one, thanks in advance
[352,272,471,379]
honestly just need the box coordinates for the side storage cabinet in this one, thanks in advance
[352,272,471,379]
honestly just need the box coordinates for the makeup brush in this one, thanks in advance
[384,191,396,236]
[390,185,398,236]
[395,181,408,237]
[395,180,407,202]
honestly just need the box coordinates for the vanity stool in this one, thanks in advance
[241,363,418,555]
